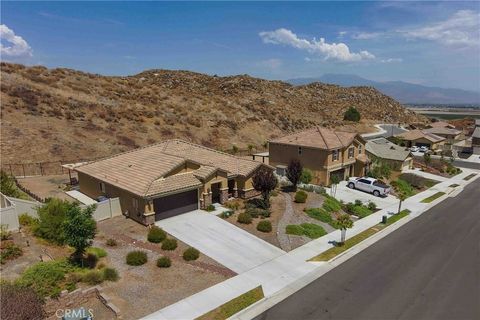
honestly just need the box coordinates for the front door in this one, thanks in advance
[211,182,221,203]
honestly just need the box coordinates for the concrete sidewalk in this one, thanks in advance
[141,169,479,320]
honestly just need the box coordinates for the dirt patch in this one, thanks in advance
[16,174,77,201]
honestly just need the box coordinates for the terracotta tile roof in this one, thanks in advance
[270,127,358,150]
[424,127,461,136]
[75,139,264,198]
[395,129,445,143]
[146,172,202,197]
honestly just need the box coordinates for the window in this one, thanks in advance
[99,182,106,193]
[358,145,362,154]
[298,146,302,155]
[348,147,354,158]
[332,149,339,161]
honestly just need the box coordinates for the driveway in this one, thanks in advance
[325,181,398,209]
[156,211,285,273]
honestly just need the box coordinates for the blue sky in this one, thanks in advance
[1,1,479,91]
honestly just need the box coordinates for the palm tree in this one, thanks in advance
[336,214,353,245]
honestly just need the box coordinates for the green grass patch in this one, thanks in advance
[196,286,264,320]
[286,223,326,239]
[391,179,416,198]
[448,184,460,188]
[421,192,446,203]
[86,247,107,258]
[304,208,332,223]
[309,210,410,262]
[463,173,477,181]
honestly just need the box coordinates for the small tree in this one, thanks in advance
[343,106,361,122]
[252,167,278,208]
[286,159,302,191]
[300,168,313,185]
[336,214,353,245]
[35,198,72,244]
[397,192,408,214]
[247,144,255,155]
[423,152,431,167]
[231,145,239,154]
[370,159,392,180]
[63,203,97,264]
[0,170,21,198]
[330,174,340,197]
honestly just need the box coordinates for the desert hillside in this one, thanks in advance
[0,62,425,164]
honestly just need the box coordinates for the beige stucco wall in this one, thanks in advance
[202,171,228,193]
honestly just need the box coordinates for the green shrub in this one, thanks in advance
[0,225,12,241]
[246,198,268,210]
[392,179,415,197]
[343,106,361,122]
[224,199,243,211]
[294,190,308,203]
[18,214,38,227]
[256,220,272,233]
[300,223,327,239]
[106,238,117,246]
[102,267,119,281]
[354,199,363,206]
[156,256,171,268]
[351,205,372,218]
[323,197,341,213]
[245,207,270,218]
[300,168,313,184]
[15,259,76,298]
[286,225,303,236]
[220,210,234,218]
[82,270,104,285]
[161,238,178,251]
[147,226,167,243]
[82,253,98,269]
[34,198,71,245]
[304,208,332,223]
[237,212,252,224]
[126,251,148,266]
[367,201,377,211]
[0,243,23,264]
[205,204,215,212]
[183,247,200,261]
[86,247,107,258]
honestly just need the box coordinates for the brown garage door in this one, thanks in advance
[154,190,198,221]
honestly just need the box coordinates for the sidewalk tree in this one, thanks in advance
[252,167,278,208]
[336,214,353,245]
[286,159,302,191]
[63,203,97,265]
[330,175,340,197]
[423,153,431,167]
[397,192,408,214]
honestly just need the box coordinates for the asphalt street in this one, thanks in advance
[256,178,480,320]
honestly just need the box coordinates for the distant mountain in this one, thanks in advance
[288,74,480,105]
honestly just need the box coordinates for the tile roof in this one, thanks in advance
[366,138,411,162]
[270,127,358,150]
[395,129,445,143]
[428,121,455,129]
[75,139,264,198]
[424,127,461,136]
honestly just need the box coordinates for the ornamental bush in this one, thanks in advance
[82,270,104,285]
[156,256,172,268]
[343,106,361,122]
[183,247,200,261]
[106,238,117,247]
[126,251,148,266]
[86,247,107,258]
[161,238,178,251]
[102,267,119,281]
[256,220,272,233]
[147,226,167,243]
[294,190,308,203]
[237,212,252,224]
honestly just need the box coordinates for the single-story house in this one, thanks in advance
[427,121,456,129]
[269,127,369,185]
[395,129,445,151]
[72,139,272,225]
[423,127,463,145]
[365,138,413,172]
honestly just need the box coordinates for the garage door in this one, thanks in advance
[154,190,198,221]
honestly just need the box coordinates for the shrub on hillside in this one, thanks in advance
[256,220,272,233]
[147,226,167,243]
[161,238,178,251]
[343,106,361,122]
[156,256,172,268]
[102,267,119,281]
[237,212,252,224]
[183,247,200,261]
[126,251,148,266]
[294,190,308,203]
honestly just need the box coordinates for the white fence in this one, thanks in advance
[0,193,122,231]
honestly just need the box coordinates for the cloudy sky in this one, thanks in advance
[1,1,479,91]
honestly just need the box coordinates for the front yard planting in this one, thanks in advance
[126,251,148,266]
[309,210,411,262]
[286,223,327,239]
[196,286,264,320]
[421,192,446,203]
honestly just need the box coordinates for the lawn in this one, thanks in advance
[196,286,264,320]
[448,184,460,188]
[421,192,446,203]
[463,173,477,181]
[309,210,410,262]
[286,223,327,239]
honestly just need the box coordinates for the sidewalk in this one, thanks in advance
[141,169,479,320]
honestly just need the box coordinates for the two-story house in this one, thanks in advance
[269,127,369,185]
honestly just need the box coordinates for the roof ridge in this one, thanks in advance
[331,129,344,148]
[317,127,330,150]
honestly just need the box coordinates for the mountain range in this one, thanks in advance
[288,74,480,105]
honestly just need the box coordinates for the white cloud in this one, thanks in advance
[338,31,348,38]
[259,28,375,62]
[400,10,480,47]
[258,58,283,70]
[352,32,384,40]
[0,24,33,57]
[381,58,403,63]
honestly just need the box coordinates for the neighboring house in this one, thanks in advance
[472,120,480,155]
[72,139,271,225]
[395,129,445,151]
[269,127,369,185]
[365,138,413,172]
[427,121,456,129]
[423,127,463,146]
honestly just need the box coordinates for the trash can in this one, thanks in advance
[382,215,387,224]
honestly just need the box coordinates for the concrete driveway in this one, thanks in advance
[155,211,285,273]
[325,181,398,209]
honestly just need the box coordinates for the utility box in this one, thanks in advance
[382,215,387,224]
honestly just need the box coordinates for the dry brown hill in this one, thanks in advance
[0,62,425,164]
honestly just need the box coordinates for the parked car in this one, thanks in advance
[419,146,429,153]
[347,177,391,197]
[410,146,420,152]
